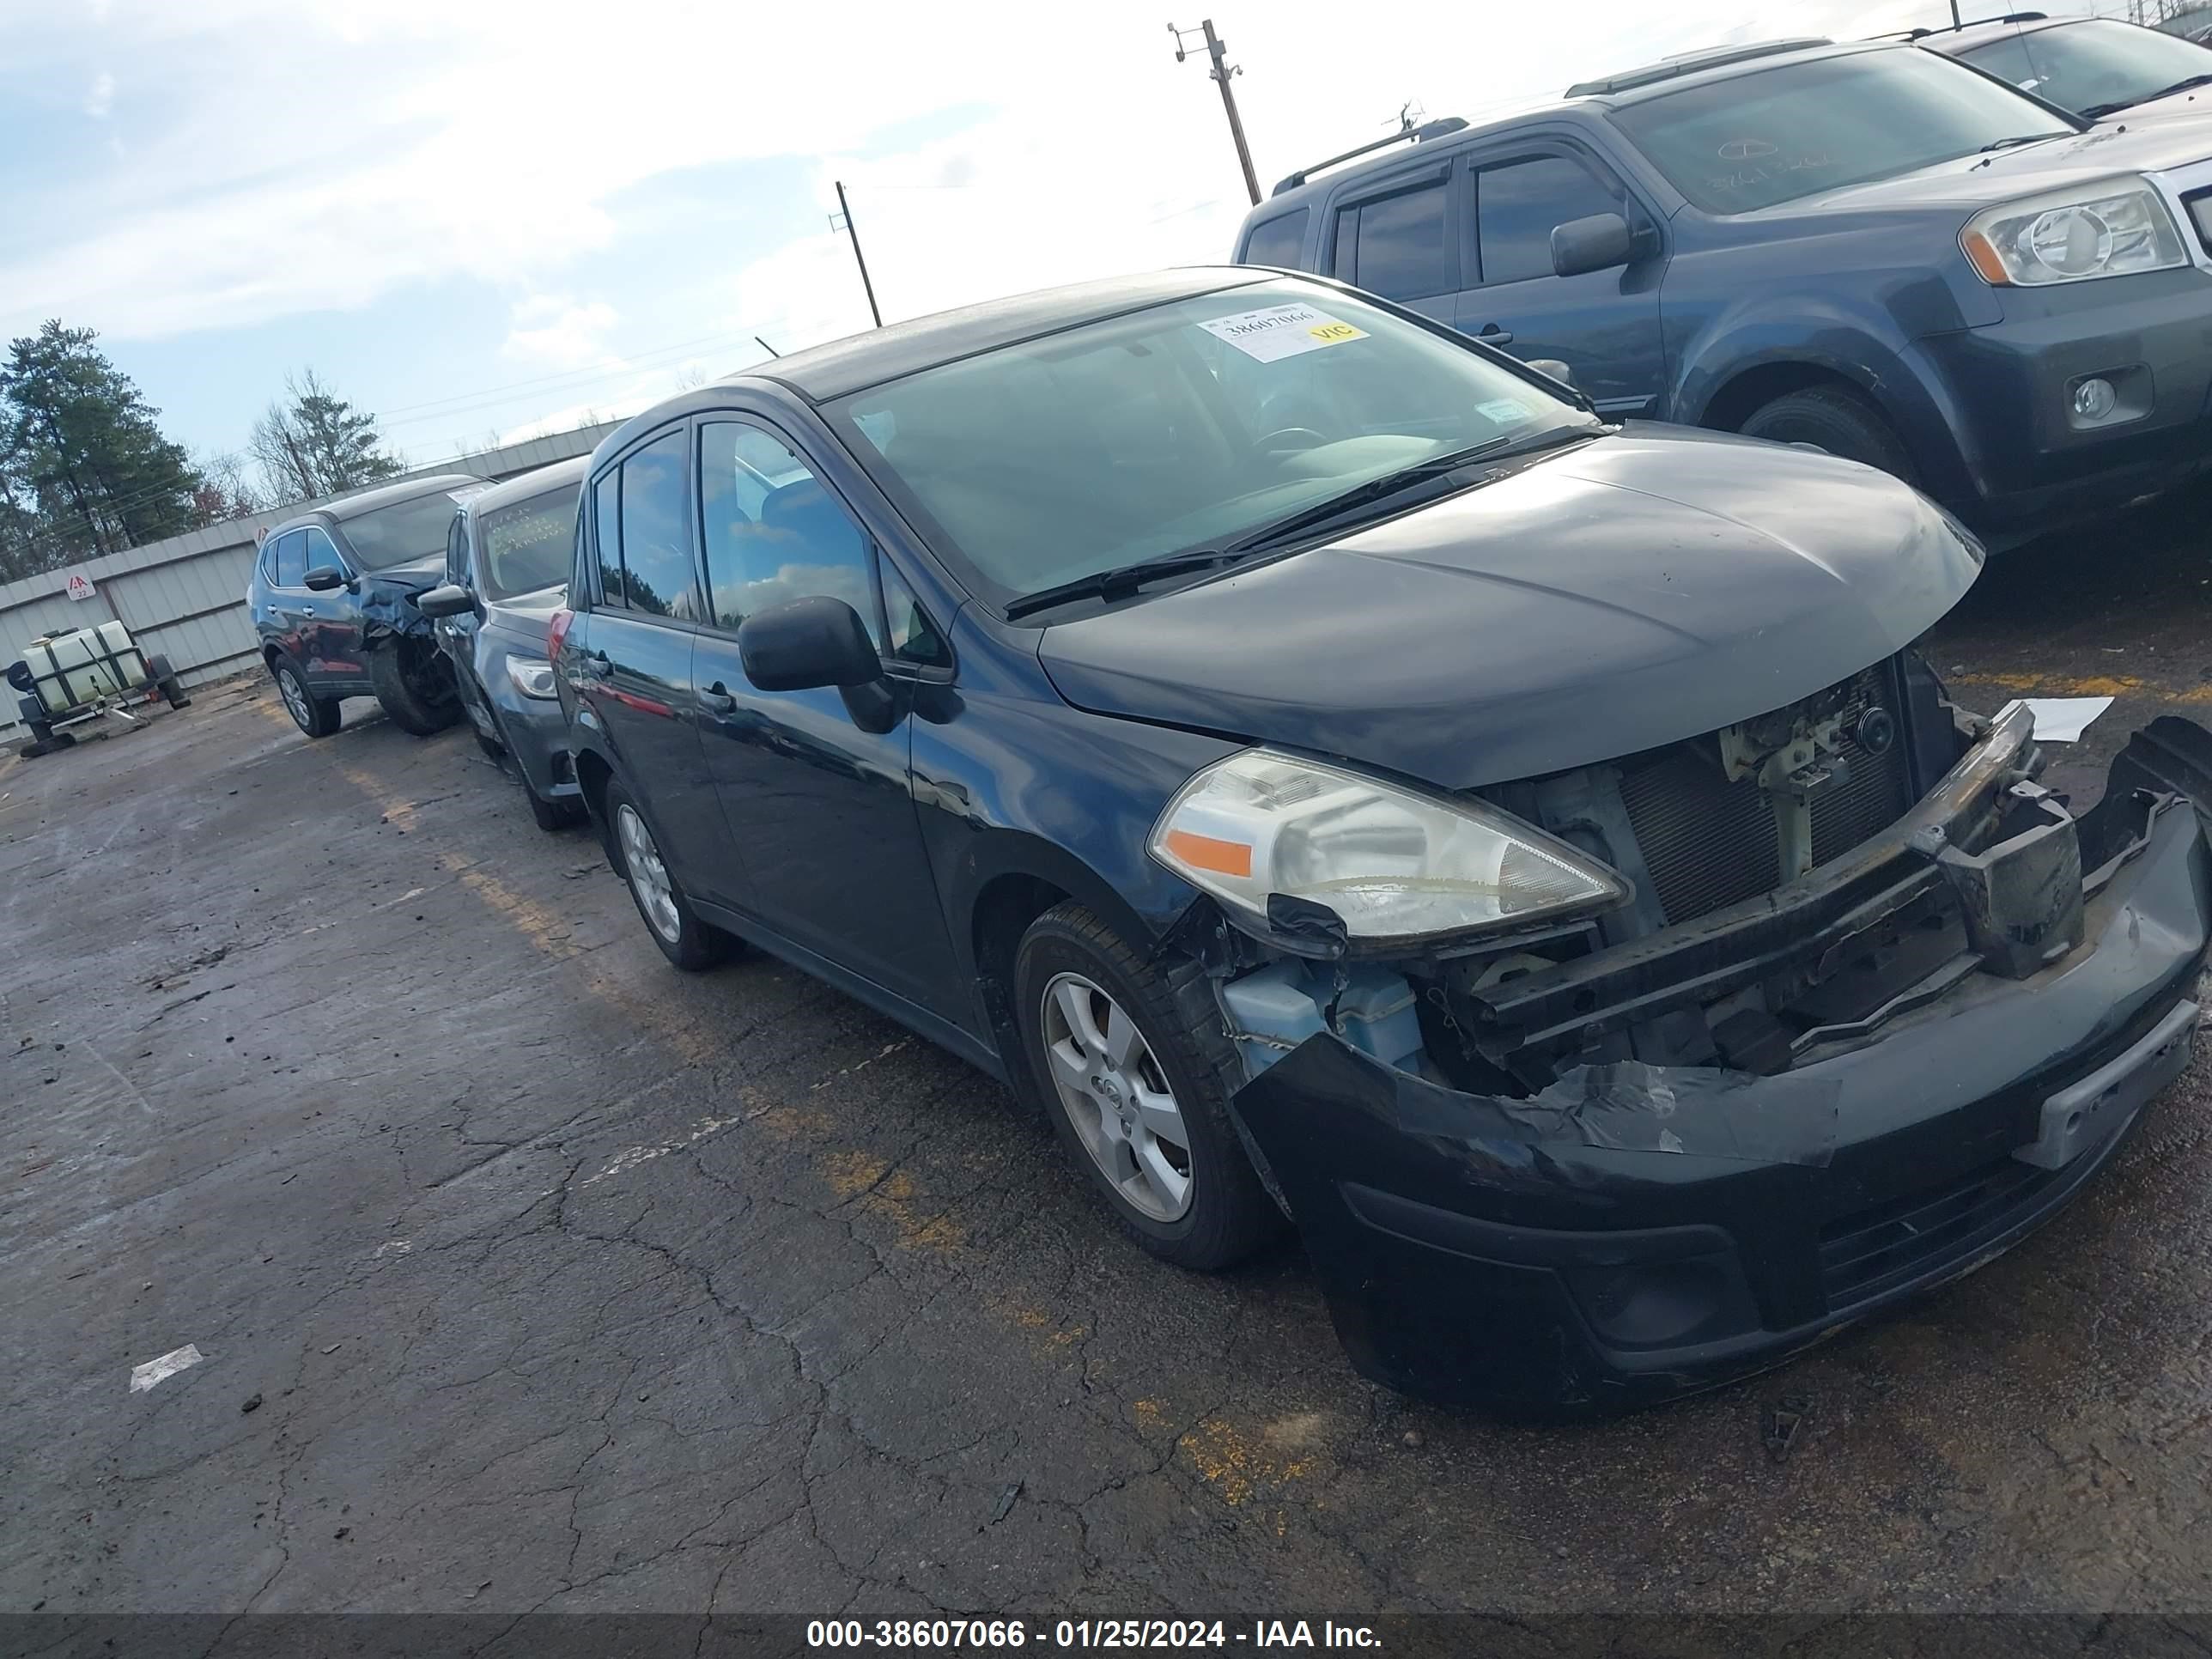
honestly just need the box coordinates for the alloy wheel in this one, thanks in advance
[277,667,312,733]
[1039,971,1194,1223]
[615,803,681,945]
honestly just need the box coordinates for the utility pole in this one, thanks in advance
[831,182,884,330]
[1170,19,1261,206]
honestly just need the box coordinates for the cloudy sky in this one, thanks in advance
[0,0,2106,473]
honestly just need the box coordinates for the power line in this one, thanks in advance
[372,325,757,421]
[831,181,884,329]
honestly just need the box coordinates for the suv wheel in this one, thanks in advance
[1738,385,1917,484]
[604,777,735,970]
[1012,902,1282,1271]
[369,641,462,736]
[272,658,340,739]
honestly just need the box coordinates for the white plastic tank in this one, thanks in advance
[21,621,149,713]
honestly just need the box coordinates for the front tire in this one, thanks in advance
[603,777,734,971]
[1012,902,1280,1271]
[369,641,462,736]
[1737,385,1917,485]
[272,658,339,739]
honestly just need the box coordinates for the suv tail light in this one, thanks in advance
[547,606,574,665]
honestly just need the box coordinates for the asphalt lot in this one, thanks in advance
[5,486,2212,1626]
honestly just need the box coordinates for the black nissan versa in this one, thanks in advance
[416,457,589,830]
[249,473,491,738]
[553,269,2212,1415]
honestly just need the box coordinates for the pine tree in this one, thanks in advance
[250,368,404,501]
[0,320,204,573]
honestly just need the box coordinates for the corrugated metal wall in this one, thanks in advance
[0,422,619,736]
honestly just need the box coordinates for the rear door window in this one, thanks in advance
[1329,176,1451,300]
[1474,154,1627,286]
[600,429,702,619]
[1239,208,1310,269]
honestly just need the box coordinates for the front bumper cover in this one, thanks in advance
[1231,721,2212,1416]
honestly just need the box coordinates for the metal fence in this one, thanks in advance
[0,422,622,738]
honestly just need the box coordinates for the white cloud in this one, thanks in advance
[1,0,2040,348]
[83,70,113,118]
[501,296,619,368]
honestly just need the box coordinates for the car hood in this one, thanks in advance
[362,553,447,591]
[483,586,565,645]
[1754,118,2212,215]
[1035,426,1982,793]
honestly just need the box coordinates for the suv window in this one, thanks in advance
[878,558,949,668]
[1954,32,2040,88]
[301,527,345,579]
[1240,208,1310,268]
[272,530,307,588]
[1475,154,1624,285]
[607,429,702,619]
[698,421,882,647]
[1609,48,2073,214]
[1330,177,1449,300]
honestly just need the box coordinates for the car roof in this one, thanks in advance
[465,454,587,516]
[1919,13,2074,53]
[325,473,489,521]
[1251,38,1890,214]
[738,268,1273,403]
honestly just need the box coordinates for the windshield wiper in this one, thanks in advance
[1003,550,1246,620]
[1223,424,1606,557]
[2081,73,2212,118]
[1978,133,2066,152]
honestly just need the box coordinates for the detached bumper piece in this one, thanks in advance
[1232,720,2212,1416]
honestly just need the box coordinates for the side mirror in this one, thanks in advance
[415,582,475,619]
[302,565,348,592]
[738,596,882,692]
[1551,212,1634,278]
[1524,358,1575,388]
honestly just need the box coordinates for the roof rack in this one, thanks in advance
[1565,37,1834,98]
[1903,10,2049,35]
[1270,116,1470,197]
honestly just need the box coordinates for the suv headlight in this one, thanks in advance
[505,655,557,700]
[1962,179,2186,286]
[1148,749,1630,946]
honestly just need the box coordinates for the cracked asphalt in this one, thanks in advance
[4,487,2212,1625]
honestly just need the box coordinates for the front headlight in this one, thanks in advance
[1148,749,1630,946]
[505,655,557,700]
[1962,179,2186,286]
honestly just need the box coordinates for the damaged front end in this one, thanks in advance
[1209,666,2212,1415]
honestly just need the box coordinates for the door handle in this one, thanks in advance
[300,604,317,616]
[699,683,736,714]
[1477,323,1515,347]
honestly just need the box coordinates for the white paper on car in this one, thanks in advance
[1198,303,1369,364]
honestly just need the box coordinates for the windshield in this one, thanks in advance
[830,282,1592,600]
[1610,47,2076,214]
[341,488,480,571]
[477,485,577,599]
[1953,19,2212,115]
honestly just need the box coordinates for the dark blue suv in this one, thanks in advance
[1235,37,2212,544]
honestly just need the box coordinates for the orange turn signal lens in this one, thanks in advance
[1163,828,1253,878]
[1961,230,2010,286]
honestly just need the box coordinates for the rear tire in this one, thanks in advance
[369,642,462,737]
[1012,902,1282,1272]
[603,776,735,971]
[1737,386,1917,485]
[272,658,339,739]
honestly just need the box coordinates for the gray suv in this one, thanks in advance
[1236,38,2212,545]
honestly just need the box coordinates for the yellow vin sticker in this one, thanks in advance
[1200,302,1369,363]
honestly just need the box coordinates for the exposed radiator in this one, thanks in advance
[1616,665,1913,926]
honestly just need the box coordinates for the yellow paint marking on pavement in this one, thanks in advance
[1951,671,2212,704]
[1177,1413,1316,1506]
